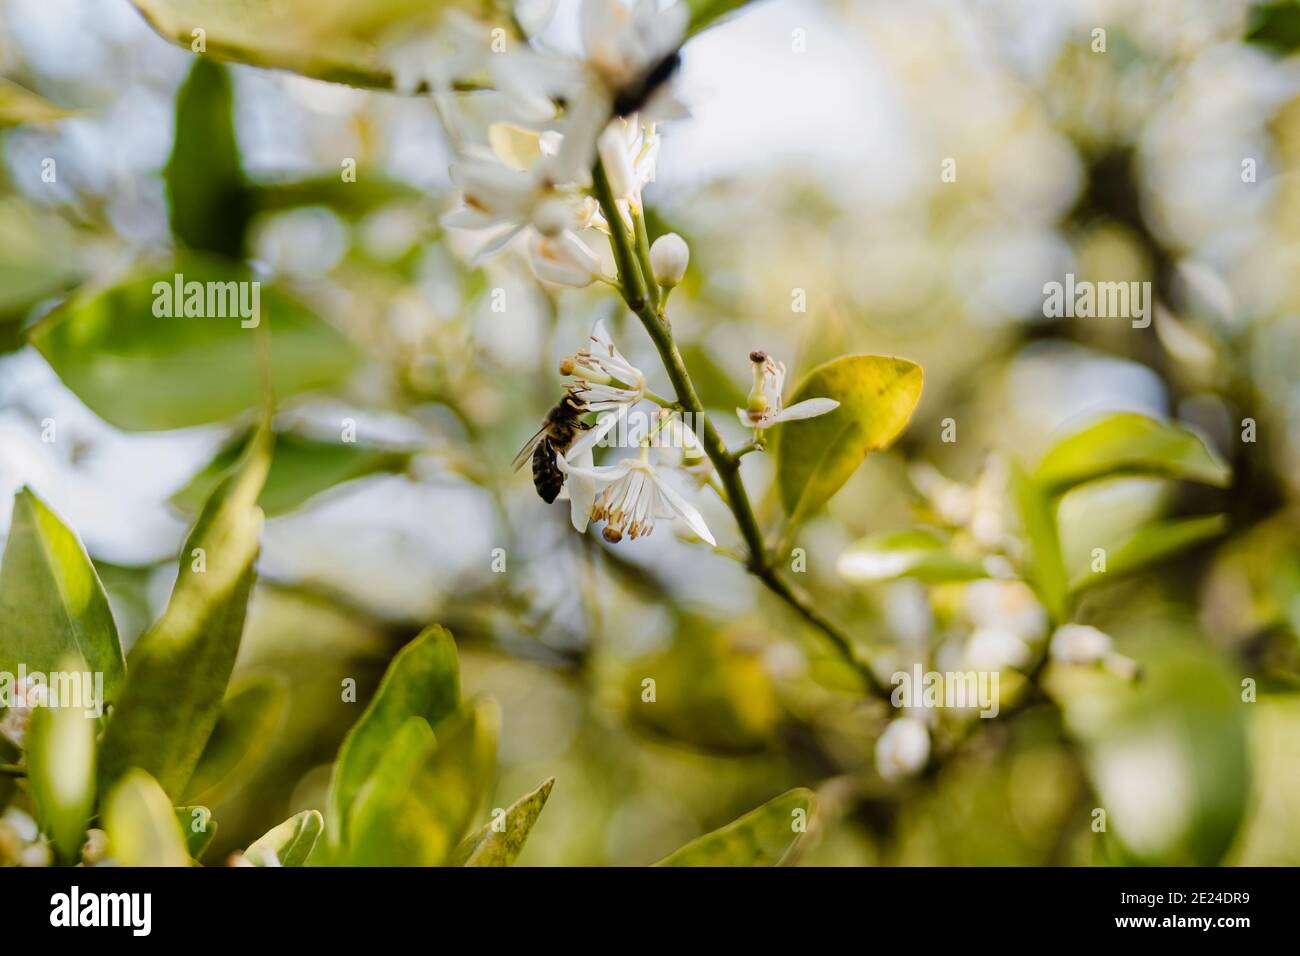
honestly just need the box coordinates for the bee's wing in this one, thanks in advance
[511,425,549,472]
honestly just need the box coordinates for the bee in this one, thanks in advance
[512,390,590,503]
[612,50,682,118]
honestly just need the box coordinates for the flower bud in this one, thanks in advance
[1049,624,1112,664]
[649,233,689,287]
[875,717,930,781]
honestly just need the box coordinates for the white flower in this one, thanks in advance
[381,11,491,96]
[443,123,607,279]
[962,579,1047,671]
[493,0,688,186]
[528,230,603,287]
[966,626,1034,671]
[1049,624,1139,679]
[0,678,48,748]
[597,116,660,210]
[558,451,715,545]
[649,231,689,287]
[875,717,930,782]
[736,351,840,432]
[561,320,645,409]
[1049,624,1112,664]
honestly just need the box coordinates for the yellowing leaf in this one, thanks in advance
[104,770,191,867]
[0,77,76,127]
[450,777,554,866]
[655,788,816,866]
[97,425,271,800]
[775,355,922,526]
[26,666,97,864]
[128,0,482,91]
[247,809,323,866]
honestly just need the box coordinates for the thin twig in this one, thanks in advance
[592,159,886,698]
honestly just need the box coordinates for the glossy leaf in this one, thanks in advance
[128,0,481,91]
[837,529,988,584]
[247,809,323,866]
[450,777,554,867]
[166,58,249,257]
[656,788,816,866]
[29,256,359,431]
[327,625,461,846]
[0,198,85,325]
[1034,413,1230,496]
[26,676,97,864]
[183,675,287,804]
[103,770,191,867]
[1052,642,1249,865]
[1070,514,1228,593]
[775,355,923,526]
[1010,462,1068,622]
[0,77,76,127]
[344,699,499,866]
[0,488,125,701]
[173,427,411,517]
[687,0,761,35]
[97,426,271,800]
[249,175,421,219]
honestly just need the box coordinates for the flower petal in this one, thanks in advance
[774,397,840,422]
[650,471,716,547]
[566,447,597,531]
[566,405,626,460]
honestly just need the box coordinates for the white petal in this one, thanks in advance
[566,405,625,460]
[736,407,759,428]
[566,447,596,532]
[650,471,716,546]
[775,398,840,422]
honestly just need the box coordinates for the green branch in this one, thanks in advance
[592,159,885,698]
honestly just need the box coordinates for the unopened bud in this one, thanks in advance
[649,233,689,287]
[875,717,930,781]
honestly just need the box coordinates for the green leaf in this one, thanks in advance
[1052,641,1249,865]
[0,198,85,335]
[247,809,323,866]
[103,770,191,867]
[128,0,483,91]
[1034,413,1230,496]
[0,488,125,701]
[655,788,816,866]
[1010,463,1068,622]
[26,672,97,864]
[837,529,988,584]
[775,355,923,526]
[173,427,411,517]
[29,256,359,431]
[1070,514,1229,593]
[175,805,217,860]
[687,0,761,35]
[1246,0,1300,53]
[0,77,76,127]
[449,776,554,867]
[183,675,287,804]
[248,175,421,219]
[344,698,499,866]
[97,425,271,800]
[327,624,461,846]
[166,58,249,257]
